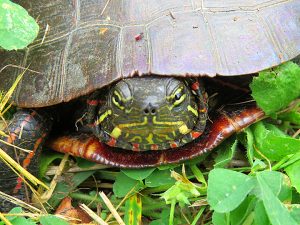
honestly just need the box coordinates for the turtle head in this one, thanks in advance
[95,77,207,151]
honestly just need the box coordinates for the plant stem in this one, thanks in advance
[191,207,205,225]
[169,199,176,225]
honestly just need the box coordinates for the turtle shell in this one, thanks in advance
[0,0,299,108]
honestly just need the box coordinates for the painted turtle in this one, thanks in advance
[0,0,299,211]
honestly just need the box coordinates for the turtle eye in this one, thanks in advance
[175,92,182,100]
[173,87,186,107]
[112,91,125,110]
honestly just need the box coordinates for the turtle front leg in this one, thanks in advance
[0,109,53,212]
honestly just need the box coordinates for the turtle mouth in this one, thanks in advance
[115,116,190,135]
[109,116,191,146]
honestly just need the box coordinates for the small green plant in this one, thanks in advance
[0,0,39,50]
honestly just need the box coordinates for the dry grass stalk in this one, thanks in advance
[0,211,13,225]
[80,204,108,225]
[0,191,41,213]
[99,192,125,225]
[40,154,69,202]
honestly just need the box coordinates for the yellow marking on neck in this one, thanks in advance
[110,127,122,139]
[118,117,148,128]
[172,131,176,137]
[156,133,173,141]
[187,105,198,117]
[179,124,191,135]
[129,136,142,143]
[153,117,184,126]
[95,110,112,125]
[146,133,154,144]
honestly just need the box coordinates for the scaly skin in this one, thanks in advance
[48,105,264,167]
[0,110,52,212]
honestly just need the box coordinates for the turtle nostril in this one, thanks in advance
[143,105,157,115]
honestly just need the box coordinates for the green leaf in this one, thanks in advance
[278,109,300,125]
[277,174,292,203]
[48,171,95,208]
[214,138,238,168]
[39,151,64,177]
[76,157,96,168]
[256,172,297,225]
[149,209,170,225]
[252,171,292,202]
[121,168,156,180]
[285,160,300,193]
[253,200,270,225]
[189,164,207,187]
[290,205,300,223]
[6,207,22,221]
[0,0,39,50]
[4,208,36,225]
[292,189,300,204]
[251,159,267,172]
[244,128,255,166]
[252,121,300,161]
[230,195,256,225]
[250,61,300,115]
[252,171,283,198]
[113,172,144,198]
[124,194,142,225]
[207,168,256,213]
[40,215,68,225]
[212,212,227,225]
[8,217,36,225]
[145,169,175,187]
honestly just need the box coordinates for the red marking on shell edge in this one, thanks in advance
[151,144,158,150]
[132,143,140,151]
[170,142,178,148]
[13,177,23,194]
[191,131,202,139]
[107,138,116,147]
[191,81,200,90]
[87,100,98,106]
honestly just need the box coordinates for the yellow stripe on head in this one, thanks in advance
[95,110,112,125]
[187,105,198,117]
[118,117,148,128]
